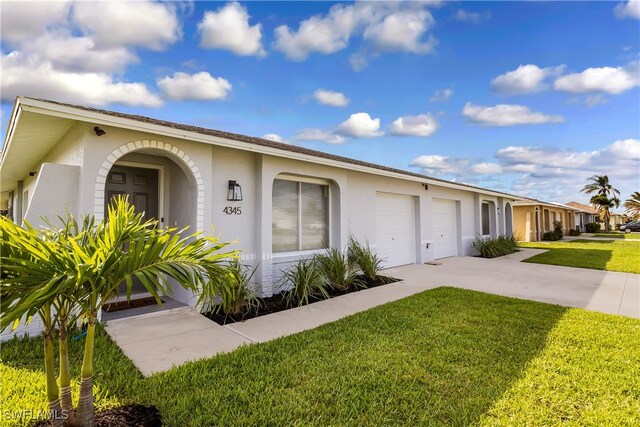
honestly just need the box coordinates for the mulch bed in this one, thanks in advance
[102,297,164,313]
[204,275,399,325]
[33,405,162,427]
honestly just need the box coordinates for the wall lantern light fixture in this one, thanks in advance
[227,180,243,201]
[497,207,502,215]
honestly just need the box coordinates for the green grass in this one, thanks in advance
[2,288,639,426]
[519,239,640,274]
[593,232,639,240]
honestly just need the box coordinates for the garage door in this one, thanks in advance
[375,193,416,267]
[432,199,457,259]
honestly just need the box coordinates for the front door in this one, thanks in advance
[105,165,159,221]
[105,165,159,296]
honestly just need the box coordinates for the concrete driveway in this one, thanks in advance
[385,248,639,318]
[105,248,639,376]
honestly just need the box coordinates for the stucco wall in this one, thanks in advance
[2,121,518,340]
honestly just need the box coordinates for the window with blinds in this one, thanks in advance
[272,179,329,253]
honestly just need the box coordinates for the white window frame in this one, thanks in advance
[272,175,331,257]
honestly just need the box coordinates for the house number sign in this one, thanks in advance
[223,206,242,215]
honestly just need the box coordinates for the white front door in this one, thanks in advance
[432,199,457,259]
[375,193,416,268]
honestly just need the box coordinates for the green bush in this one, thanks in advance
[569,229,581,236]
[215,260,261,316]
[585,222,601,233]
[473,234,518,258]
[347,238,384,281]
[281,259,330,307]
[314,247,363,291]
[542,221,564,241]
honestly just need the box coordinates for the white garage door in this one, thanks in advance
[375,193,416,267]
[432,199,457,259]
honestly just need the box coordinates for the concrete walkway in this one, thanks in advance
[105,249,639,376]
[105,281,431,376]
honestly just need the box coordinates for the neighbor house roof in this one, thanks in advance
[513,197,579,210]
[566,201,599,214]
[1,97,523,199]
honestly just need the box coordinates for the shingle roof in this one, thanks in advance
[566,201,599,214]
[24,97,523,200]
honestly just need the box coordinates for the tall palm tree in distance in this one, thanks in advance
[581,175,621,231]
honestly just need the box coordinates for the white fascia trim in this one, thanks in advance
[0,102,23,166]
[17,98,519,200]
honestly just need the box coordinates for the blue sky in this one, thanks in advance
[1,1,639,207]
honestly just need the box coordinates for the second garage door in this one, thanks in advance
[432,199,457,259]
[375,193,416,267]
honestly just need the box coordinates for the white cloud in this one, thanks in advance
[363,10,437,54]
[293,128,346,144]
[262,133,287,143]
[407,138,639,203]
[157,72,231,101]
[554,64,639,94]
[336,112,384,138]
[605,138,640,159]
[1,52,162,107]
[273,3,359,61]
[198,2,266,57]
[462,103,565,126]
[0,0,185,107]
[313,89,349,107]
[273,2,438,63]
[453,9,490,23]
[491,64,565,95]
[73,0,181,50]
[614,1,640,20]
[390,114,438,137]
[471,162,503,174]
[409,155,469,176]
[22,33,137,73]
[430,88,453,102]
[0,1,71,43]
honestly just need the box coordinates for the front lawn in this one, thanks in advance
[519,239,640,274]
[2,288,639,426]
[593,232,639,240]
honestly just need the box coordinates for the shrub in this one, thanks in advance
[569,229,581,236]
[315,247,364,291]
[542,221,564,241]
[281,259,330,307]
[473,234,518,258]
[585,222,601,233]
[214,260,261,316]
[348,238,384,281]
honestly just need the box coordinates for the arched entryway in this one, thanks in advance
[94,140,204,232]
[95,140,206,309]
[504,202,513,237]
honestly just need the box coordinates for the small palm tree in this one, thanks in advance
[581,175,621,231]
[623,191,640,220]
[1,197,238,426]
[589,195,620,231]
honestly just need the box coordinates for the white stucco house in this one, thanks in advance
[1,97,519,335]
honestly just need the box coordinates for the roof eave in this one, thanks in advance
[14,97,522,200]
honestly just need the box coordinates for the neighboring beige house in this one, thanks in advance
[1,97,521,339]
[513,198,577,241]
